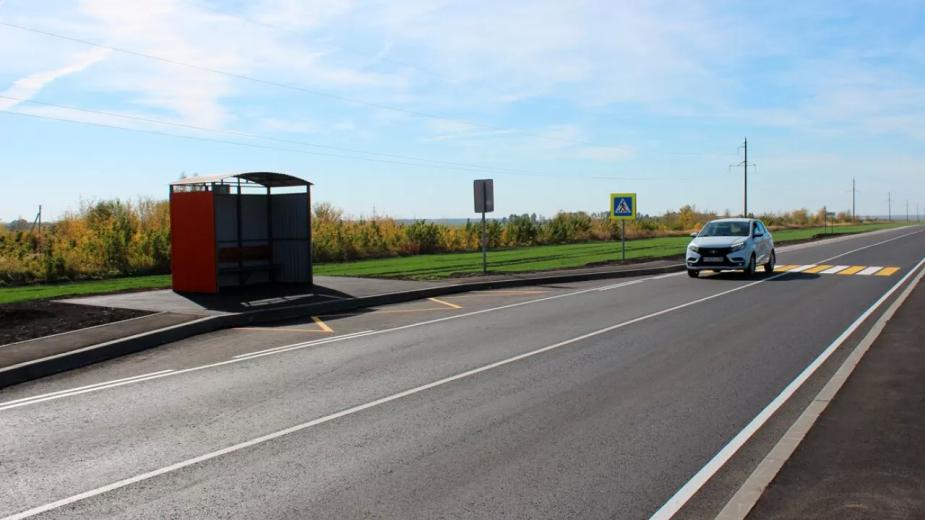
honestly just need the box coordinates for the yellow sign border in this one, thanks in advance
[609,193,637,221]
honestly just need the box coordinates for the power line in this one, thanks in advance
[0,20,610,149]
[1,108,688,182]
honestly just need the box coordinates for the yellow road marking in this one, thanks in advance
[838,266,866,275]
[311,315,334,333]
[804,264,833,274]
[774,265,798,272]
[875,267,901,277]
[428,297,462,309]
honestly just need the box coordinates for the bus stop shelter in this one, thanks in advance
[169,172,312,293]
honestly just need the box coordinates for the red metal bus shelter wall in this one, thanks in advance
[170,191,218,293]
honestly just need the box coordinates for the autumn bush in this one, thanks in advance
[0,198,861,285]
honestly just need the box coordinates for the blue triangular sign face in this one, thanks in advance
[615,198,631,214]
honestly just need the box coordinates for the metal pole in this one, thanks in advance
[888,192,892,222]
[824,206,827,235]
[852,178,856,221]
[481,211,487,274]
[743,137,748,217]
[621,220,626,261]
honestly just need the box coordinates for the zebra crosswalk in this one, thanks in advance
[774,265,900,276]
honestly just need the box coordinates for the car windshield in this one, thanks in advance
[699,221,750,237]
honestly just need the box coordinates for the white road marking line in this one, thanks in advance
[0,370,176,412]
[231,330,375,359]
[820,265,849,274]
[232,330,378,360]
[597,279,646,291]
[787,264,813,273]
[857,266,883,276]
[652,272,685,280]
[0,370,174,408]
[649,256,925,520]
[715,255,925,520]
[0,272,790,520]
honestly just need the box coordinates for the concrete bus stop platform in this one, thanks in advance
[58,276,454,316]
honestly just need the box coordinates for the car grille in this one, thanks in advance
[699,247,732,256]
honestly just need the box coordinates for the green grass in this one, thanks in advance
[315,222,906,280]
[0,274,171,305]
[0,222,907,303]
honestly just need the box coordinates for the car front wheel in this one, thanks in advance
[764,250,776,273]
[687,269,700,278]
[745,254,756,277]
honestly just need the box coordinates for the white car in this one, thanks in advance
[686,218,775,277]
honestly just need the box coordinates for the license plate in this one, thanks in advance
[704,256,724,263]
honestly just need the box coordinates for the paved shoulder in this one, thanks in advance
[748,281,925,519]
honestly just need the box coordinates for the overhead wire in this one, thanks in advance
[0,94,686,181]
[0,107,699,181]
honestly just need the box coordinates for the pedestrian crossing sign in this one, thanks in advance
[610,193,636,220]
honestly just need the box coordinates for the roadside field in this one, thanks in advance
[315,223,905,279]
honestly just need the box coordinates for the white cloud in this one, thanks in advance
[0,47,110,110]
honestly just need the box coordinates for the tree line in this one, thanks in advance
[0,199,856,285]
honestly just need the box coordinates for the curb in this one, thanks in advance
[0,263,684,389]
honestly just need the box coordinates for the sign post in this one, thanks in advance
[474,179,494,274]
[825,208,836,235]
[609,193,637,262]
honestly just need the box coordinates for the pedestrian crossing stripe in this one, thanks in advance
[773,265,901,276]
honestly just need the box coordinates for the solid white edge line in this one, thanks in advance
[715,255,925,519]
[648,256,925,520]
[1,270,789,520]
[0,370,175,407]
[231,330,376,359]
[232,331,378,360]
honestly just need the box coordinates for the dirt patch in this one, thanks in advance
[0,301,149,345]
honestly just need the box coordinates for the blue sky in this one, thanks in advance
[1,0,924,221]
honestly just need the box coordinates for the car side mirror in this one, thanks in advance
[690,232,698,238]
[753,231,764,238]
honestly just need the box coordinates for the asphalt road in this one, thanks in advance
[1,226,923,520]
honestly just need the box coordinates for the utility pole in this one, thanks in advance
[744,137,748,217]
[730,138,755,217]
[888,192,892,222]
[907,200,910,222]
[852,178,856,221]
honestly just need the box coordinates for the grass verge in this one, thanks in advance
[0,274,171,305]
[0,222,907,303]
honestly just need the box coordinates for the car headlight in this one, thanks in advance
[730,241,746,252]
[688,244,699,253]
